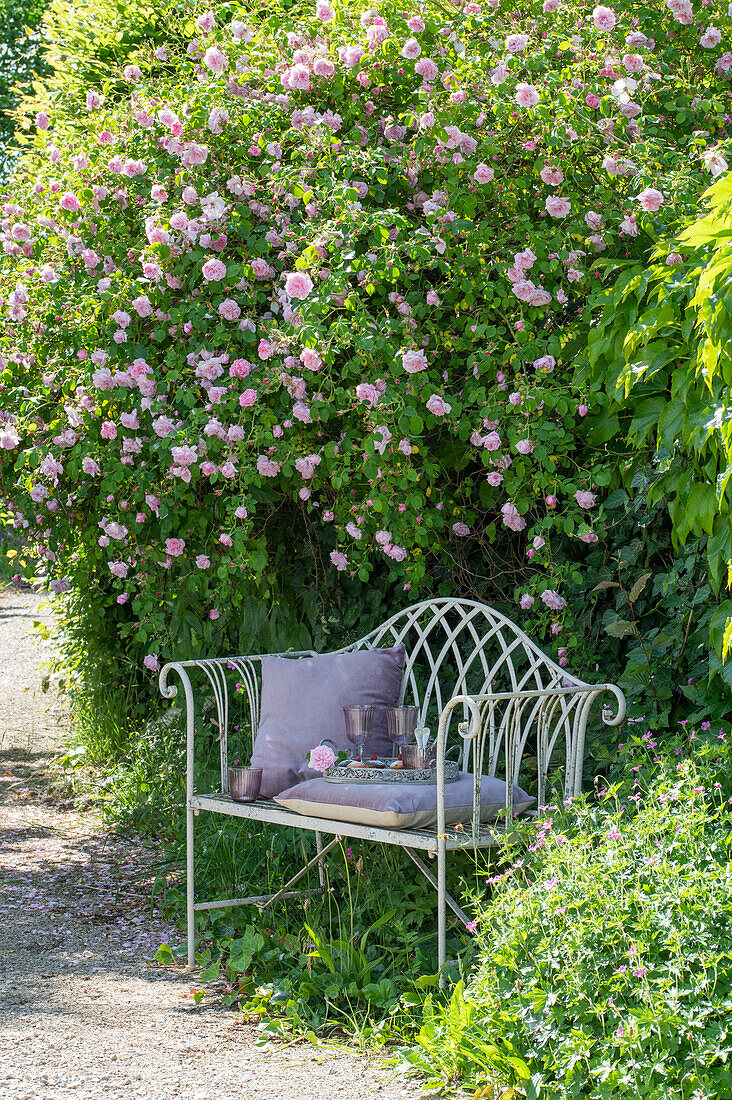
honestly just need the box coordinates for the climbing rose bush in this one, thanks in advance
[0,0,730,665]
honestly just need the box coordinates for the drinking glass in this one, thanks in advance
[343,705,375,760]
[385,705,419,759]
[227,766,262,803]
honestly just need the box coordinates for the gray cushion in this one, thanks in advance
[274,772,535,829]
[251,646,405,798]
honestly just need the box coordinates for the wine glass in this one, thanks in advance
[385,705,419,760]
[343,705,375,761]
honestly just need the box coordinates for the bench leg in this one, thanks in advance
[315,830,326,890]
[186,805,195,970]
[260,834,341,910]
[438,836,447,989]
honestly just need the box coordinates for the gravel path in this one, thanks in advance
[0,588,433,1100]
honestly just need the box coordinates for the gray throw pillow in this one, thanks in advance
[274,773,535,829]
[250,645,405,798]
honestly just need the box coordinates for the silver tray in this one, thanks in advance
[324,759,459,785]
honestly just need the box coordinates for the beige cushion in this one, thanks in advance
[274,773,534,829]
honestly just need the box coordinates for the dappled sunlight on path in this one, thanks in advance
[0,589,433,1100]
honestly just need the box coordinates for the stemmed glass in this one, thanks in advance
[343,705,375,761]
[385,705,419,760]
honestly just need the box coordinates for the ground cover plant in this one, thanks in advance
[402,722,732,1098]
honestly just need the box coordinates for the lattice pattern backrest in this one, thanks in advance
[343,598,589,776]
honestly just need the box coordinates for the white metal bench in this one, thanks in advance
[159,598,625,984]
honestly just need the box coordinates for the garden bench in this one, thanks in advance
[159,598,625,984]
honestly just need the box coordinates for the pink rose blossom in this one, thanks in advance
[288,63,311,91]
[257,455,281,477]
[165,538,185,557]
[401,348,428,373]
[152,416,175,438]
[144,654,160,672]
[315,1,335,22]
[239,389,257,408]
[202,257,226,281]
[285,271,314,299]
[415,58,439,82]
[426,394,452,416]
[355,383,380,407]
[540,589,567,611]
[637,188,664,212]
[474,163,495,184]
[623,53,644,72]
[132,294,153,318]
[506,34,529,52]
[203,47,228,74]
[501,502,527,532]
[330,550,348,571]
[620,214,639,237]
[300,348,322,371]
[295,454,322,479]
[59,192,81,212]
[181,144,209,168]
[592,5,616,31]
[195,10,215,32]
[546,196,571,218]
[575,490,597,508]
[540,166,564,186]
[313,58,335,78]
[309,744,336,772]
[218,298,241,321]
[515,83,540,108]
[519,594,535,609]
[701,27,722,49]
[401,38,422,59]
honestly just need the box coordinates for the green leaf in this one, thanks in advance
[629,397,666,446]
[605,620,637,638]
[198,961,220,981]
[686,482,717,538]
[629,572,652,603]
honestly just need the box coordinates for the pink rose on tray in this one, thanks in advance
[309,744,337,773]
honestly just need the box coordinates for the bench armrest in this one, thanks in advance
[434,681,626,840]
[158,650,317,797]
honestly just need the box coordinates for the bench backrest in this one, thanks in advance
[340,597,612,799]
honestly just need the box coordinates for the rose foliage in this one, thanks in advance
[1,0,731,694]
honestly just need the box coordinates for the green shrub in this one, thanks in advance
[3,0,731,712]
